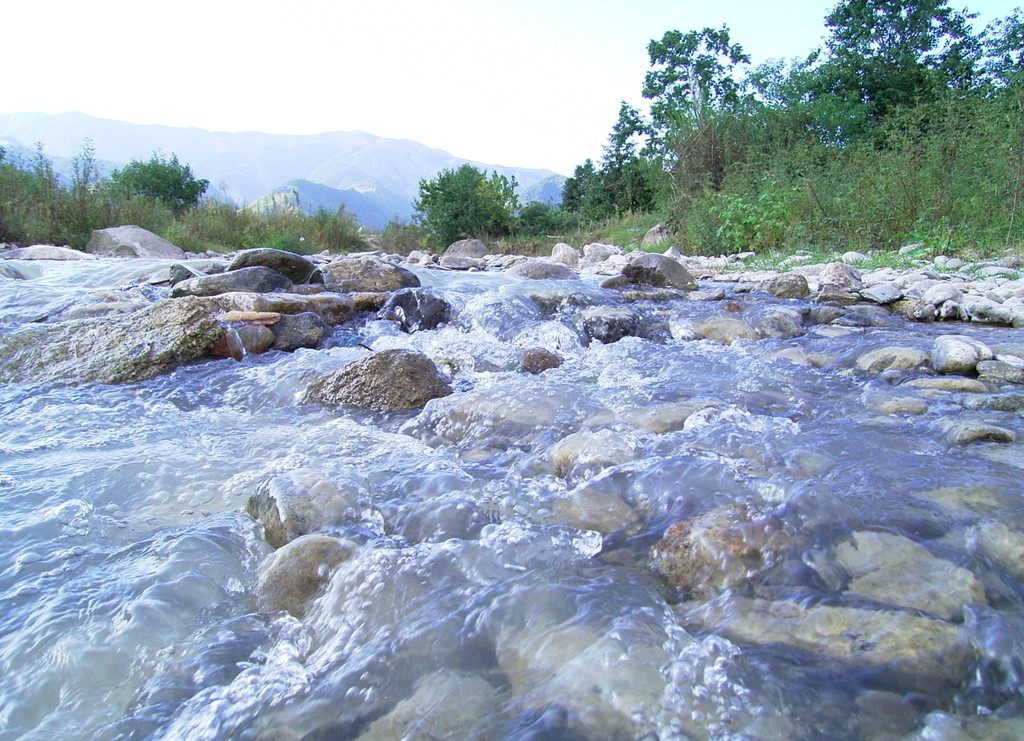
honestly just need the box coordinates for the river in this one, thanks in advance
[0,257,1022,740]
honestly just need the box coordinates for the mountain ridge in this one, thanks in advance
[0,111,565,228]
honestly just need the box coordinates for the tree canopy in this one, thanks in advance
[413,164,518,247]
[110,152,209,213]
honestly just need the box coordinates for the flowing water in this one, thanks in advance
[1,258,1023,740]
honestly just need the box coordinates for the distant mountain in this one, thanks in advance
[248,179,411,230]
[520,175,566,206]
[0,112,564,228]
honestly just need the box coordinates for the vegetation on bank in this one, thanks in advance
[410,0,1024,259]
[0,143,367,254]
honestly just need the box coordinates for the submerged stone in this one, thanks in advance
[256,534,357,617]
[247,469,361,548]
[690,597,972,692]
[835,531,986,620]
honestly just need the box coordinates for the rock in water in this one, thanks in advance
[302,349,452,412]
[377,288,452,332]
[170,266,293,297]
[759,273,810,299]
[85,225,187,259]
[247,469,360,547]
[621,252,697,290]
[228,248,317,284]
[0,296,223,385]
[319,255,420,292]
[256,534,357,617]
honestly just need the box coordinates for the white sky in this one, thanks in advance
[5,0,1022,174]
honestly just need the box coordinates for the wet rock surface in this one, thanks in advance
[302,349,453,412]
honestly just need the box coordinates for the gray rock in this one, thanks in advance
[921,284,963,306]
[816,286,863,306]
[692,316,758,344]
[549,429,637,479]
[443,238,488,259]
[962,392,1024,411]
[521,347,563,374]
[939,419,1017,444]
[889,298,936,321]
[550,242,580,267]
[85,225,186,259]
[641,222,671,248]
[0,296,223,385]
[377,288,452,332]
[820,262,863,290]
[228,248,317,284]
[582,242,620,261]
[855,346,929,373]
[580,306,640,344]
[3,244,97,260]
[931,335,993,375]
[270,312,328,351]
[247,469,360,548]
[171,266,293,297]
[230,324,275,356]
[207,292,354,325]
[961,296,1014,324]
[168,263,206,286]
[319,255,420,292]
[859,282,902,304]
[622,251,697,290]
[842,251,870,263]
[256,534,357,617]
[598,274,630,290]
[506,259,578,280]
[354,670,501,741]
[438,255,486,270]
[760,273,810,299]
[302,349,452,412]
[977,360,1024,383]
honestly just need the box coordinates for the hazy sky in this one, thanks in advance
[6,0,1022,174]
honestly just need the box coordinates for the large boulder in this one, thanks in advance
[931,335,993,375]
[621,252,697,290]
[170,266,293,297]
[228,248,317,284]
[759,273,810,299]
[269,312,328,351]
[0,296,223,385]
[319,255,420,292]
[443,238,488,259]
[302,349,452,413]
[85,225,186,259]
[377,288,452,332]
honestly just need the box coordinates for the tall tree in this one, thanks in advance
[413,164,518,247]
[808,0,981,138]
[111,152,208,213]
